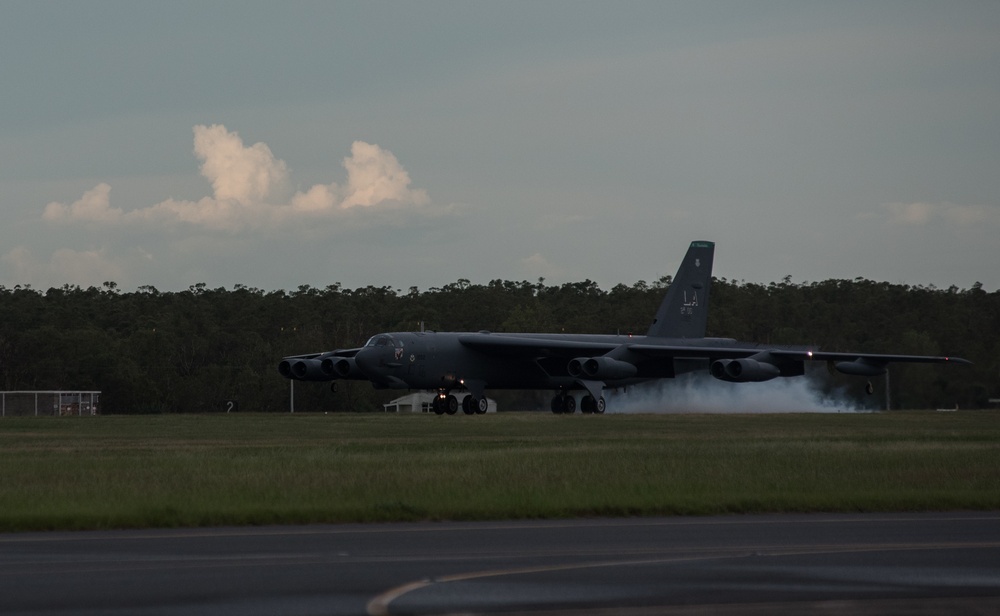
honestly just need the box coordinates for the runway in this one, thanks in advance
[1,512,998,615]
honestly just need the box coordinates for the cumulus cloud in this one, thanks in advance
[43,183,122,223]
[882,202,1000,227]
[341,141,429,208]
[193,124,287,204]
[42,125,430,232]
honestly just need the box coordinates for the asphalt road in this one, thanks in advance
[1,512,998,615]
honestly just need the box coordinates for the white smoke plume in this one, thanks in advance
[42,125,429,232]
[607,373,861,414]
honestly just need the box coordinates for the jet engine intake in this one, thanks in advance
[568,356,638,380]
[710,358,781,382]
[279,358,330,381]
[322,356,364,379]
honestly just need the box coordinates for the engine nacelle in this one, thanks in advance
[322,356,365,379]
[710,358,781,382]
[567,356,638,380]
[279,358,330,381]
[833,359,887,377]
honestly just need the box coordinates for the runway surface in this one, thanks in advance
[1,512,998,615]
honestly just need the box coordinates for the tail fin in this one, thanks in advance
[645,240,715,339]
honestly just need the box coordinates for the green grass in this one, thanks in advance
[0,412,998,531]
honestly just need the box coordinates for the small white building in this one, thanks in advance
[383,392,497,413]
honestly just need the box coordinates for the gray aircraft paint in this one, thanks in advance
[279,241,970,414]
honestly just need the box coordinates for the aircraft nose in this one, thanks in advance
[353,346,380,378]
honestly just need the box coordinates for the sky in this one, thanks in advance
[2,1,998,293]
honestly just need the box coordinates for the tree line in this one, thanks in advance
[0,277,995,413]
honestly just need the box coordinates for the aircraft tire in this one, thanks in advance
[581,395,595,414]
[551,395,564,414]
[462,396,475,415]
[595,397,606,414]
[563,395,576,414]
[445,394,459,415]
[475,396,488,414]
[433,397,445,415]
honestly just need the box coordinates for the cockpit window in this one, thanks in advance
[365,335,394,347]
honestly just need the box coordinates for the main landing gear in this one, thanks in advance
[432,392,488,415]
[551,392,605,414]
[462,394,489,415]
[431,394,458,415]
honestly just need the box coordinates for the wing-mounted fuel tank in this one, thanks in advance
[710,352,804,383]
[830,358,887,377]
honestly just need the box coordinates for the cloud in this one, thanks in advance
[193,124,288,204]
[43,183,122,223]
[521,253,564,280]
[341,141,429,208]
[881,202,1000,227]
[2,246,125,287]
[41,125,430,232]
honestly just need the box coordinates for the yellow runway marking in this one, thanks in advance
[365,541,1000,616]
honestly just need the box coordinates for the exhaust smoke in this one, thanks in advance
[607,372,861,414]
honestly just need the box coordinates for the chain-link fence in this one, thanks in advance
[0,391,100,417]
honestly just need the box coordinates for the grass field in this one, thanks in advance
[0,411,998,532]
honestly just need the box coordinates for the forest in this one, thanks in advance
[0,276,996,413]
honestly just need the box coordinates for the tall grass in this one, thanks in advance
[0,412,997,531]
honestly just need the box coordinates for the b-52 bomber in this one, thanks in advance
[279,241,969,414]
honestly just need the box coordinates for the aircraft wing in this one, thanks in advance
[458,335,970,367]
[627,343,969,365]
[280,347,361,361]
[457,333,620,358]
[769,349,969,365]
[278,347,362,381]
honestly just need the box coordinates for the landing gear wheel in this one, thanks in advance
[563,395,576,414]
[551,395,564,414]
[581,395,596,414]
[462,396,475,415]
[475,396,489,414]
[595,396,606,414]
[432,397,445,415]
[445,394,459,415]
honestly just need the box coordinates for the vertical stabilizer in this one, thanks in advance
[646,241,715,339]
